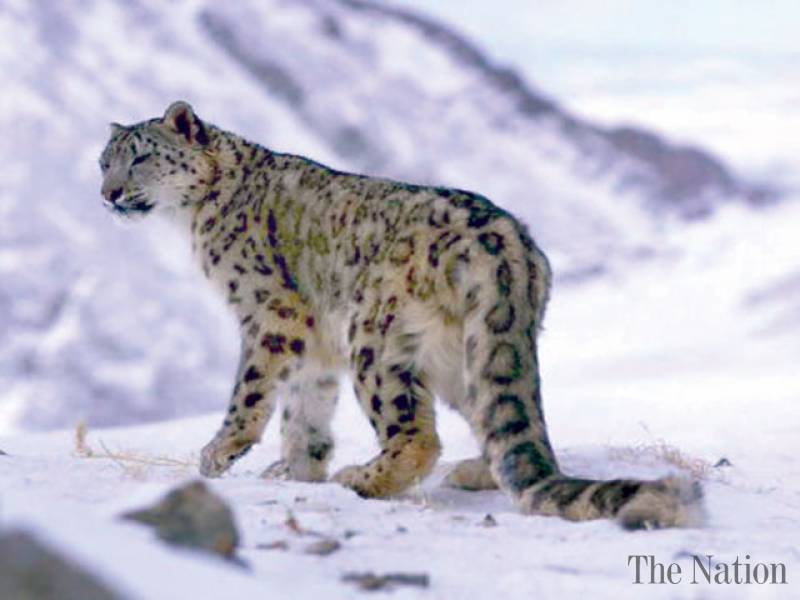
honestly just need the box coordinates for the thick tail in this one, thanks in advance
[461,223,704,529]
[519,473,704,529]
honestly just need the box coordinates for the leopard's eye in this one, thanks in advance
[131,153,152,167]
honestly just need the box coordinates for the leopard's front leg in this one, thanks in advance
[262,373,339,482]
[200,317,304,477]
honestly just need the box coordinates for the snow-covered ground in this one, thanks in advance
[1,357,798,599]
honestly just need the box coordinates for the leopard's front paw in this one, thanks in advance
[199,438,252,478]
[261,459,290,480]
[199,441,230,478]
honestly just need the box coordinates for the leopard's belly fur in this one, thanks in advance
[99,101,703,528]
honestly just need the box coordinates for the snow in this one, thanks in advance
[1,0,799,596]
[399,1,800,184]
[536,52,800,186]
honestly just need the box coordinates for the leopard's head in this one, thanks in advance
[99,101,216,218]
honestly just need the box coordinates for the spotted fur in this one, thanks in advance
[99,101,704,528]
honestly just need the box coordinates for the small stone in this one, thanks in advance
[713,457,732,467]
[304,539,341,556]
[256,540,289,551]
[284,511,304,535]
[122,480,239,560]
[0,449,7,456]
[342,572,430,591]
[481,514,498,527]
[395,525,408,533]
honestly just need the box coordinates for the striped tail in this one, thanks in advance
[520,474,704,529]
[462,227,704,529]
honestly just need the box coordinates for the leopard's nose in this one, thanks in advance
[102,185,124,204]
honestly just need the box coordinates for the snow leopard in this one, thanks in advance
[98,101,703,528]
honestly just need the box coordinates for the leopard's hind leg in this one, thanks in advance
[333,297,441,497]
[429,347,499,491]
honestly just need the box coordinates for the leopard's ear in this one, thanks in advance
[109,122,125,134]
[162,101,210,146]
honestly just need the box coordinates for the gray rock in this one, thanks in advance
[342,571,430,591]
[0,529,126,600]
[122,480,239,559]
[304,538,341,556]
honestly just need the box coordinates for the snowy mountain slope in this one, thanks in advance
[0,0,791,433]
[338,0,775,210]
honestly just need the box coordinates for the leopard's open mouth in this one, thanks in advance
[112,199,154,216]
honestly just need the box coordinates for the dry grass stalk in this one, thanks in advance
[608,439,719,481]
[74,420,93,457]
[72,422,196,478]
